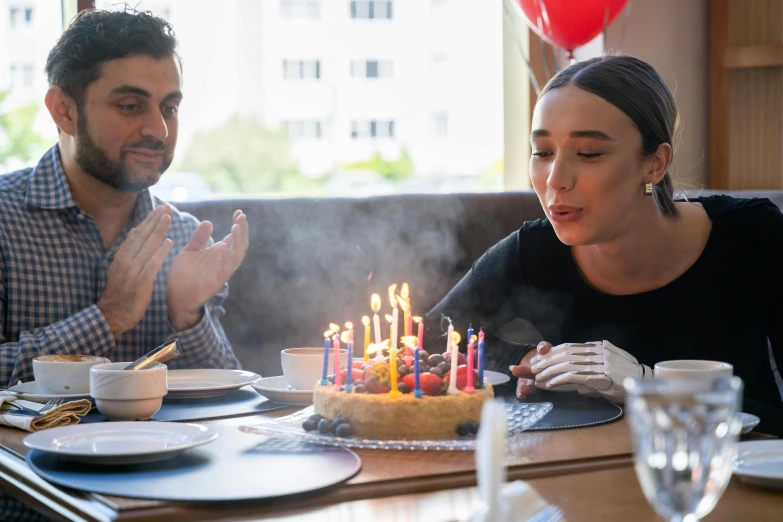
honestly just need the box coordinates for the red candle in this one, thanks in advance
[333,334,342,390]
[465,340,475,393]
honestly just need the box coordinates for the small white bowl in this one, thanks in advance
[90,362,168,421]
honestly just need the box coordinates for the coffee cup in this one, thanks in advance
[90,362,168,421]
[33,355,110,395]
[654,360,733,390]
[281,348,348,391]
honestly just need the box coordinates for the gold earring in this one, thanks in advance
[644,183,653,197]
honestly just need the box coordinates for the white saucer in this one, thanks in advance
[483,370,511,386]
[733,440,783,489]
[5,381,92,404]
[738,412,761,435]
[252,376,313,406]
[24,422,218,465]
[165,369,261,399]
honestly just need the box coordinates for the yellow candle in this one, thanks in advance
[362,316,371,362]
[388,346,401,397]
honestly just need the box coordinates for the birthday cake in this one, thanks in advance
[311,350,494,440]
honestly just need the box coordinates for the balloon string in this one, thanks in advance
[502,0,542,97]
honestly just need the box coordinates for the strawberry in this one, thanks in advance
[442,351,467,366]
[363,362,391,394]
[351,361,365,369]
[340,368,365,383]
[400,372,444,396]
[442,364,477,390]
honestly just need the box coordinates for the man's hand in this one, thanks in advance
[98,205,173,338]
[167,210,249,331]
[510,341,552,401]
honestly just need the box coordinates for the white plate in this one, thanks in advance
[738,412,761,435]
[24,422,218,465]
[483,370,511,386]
[733,440,783,489]
[252,376,314,406]
[165,369,261,398]
[5,381,92,404]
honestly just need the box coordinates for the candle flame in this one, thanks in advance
[397,296,410,313]
[329,323,340,332]
[388,284,398,308]
[470,334,478,344]
[401,282,410,300]
[345,321,353,330]
[450,331,462,346]
[413,316,422,323]
[340,331,351,344]
[324,330,333,338]
[385,314,393,323]
[367,339,390,355]
[371,294,381,313]
[400,336,419,349]
[362,316,370,326]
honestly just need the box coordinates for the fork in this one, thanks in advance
[4,397,64,417]
[39,398,64,413]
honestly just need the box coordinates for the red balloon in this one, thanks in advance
[517,0,628,53]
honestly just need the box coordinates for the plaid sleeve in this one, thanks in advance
[0,304,115,388]
[166,282,241,370]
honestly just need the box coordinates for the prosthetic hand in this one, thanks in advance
[529,340,652,403]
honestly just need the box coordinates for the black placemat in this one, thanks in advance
[494,383,623,430]
[27,424,361,501]
[82,386,291,423]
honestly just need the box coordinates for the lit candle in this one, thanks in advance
[344,322,354,392]
[447,322,459,395]
[371,294,382,344]
[320,330,332,385]
[388,345,401,397]
[332,334,342,390]
[465,336,476,393]
[478,329,485,389]
[416,318,424,354]
[362,316,371,362]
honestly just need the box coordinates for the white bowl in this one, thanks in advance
[33,355,110,395]
[90,362,168,421]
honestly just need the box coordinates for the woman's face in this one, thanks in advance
[529,84,652,246]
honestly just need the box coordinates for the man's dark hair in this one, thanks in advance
[45,8,179,108]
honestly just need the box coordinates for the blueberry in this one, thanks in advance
[437,362,450,373]
[419,350,429,361]
[335,424,354,437]
[429,367,443,378]
[317,418,331,434]
[398,365,410,377]
[302,419,317,431]
[327,375,335,384]
[428,354,445,367]
[308,413,324,423]
[334,414,348,424]
[456,423,471,436]
[354,384,367,393]
[419,363,429,373]
[470,422,480,434]
[353,379,365,387]
[398,382,410,394]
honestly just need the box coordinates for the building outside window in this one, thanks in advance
[281,0,320,20]
[350,0,392,20]
[283,59,321,80]
[287,120,323,139]
[9,5,35,28]
[350,59,393,79]
[351,120,395,139]
[432,112,448,137]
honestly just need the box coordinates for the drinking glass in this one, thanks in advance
[624,375,743,522]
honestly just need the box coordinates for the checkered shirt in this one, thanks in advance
[0,144,241,390]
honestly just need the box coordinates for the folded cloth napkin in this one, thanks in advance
[0,393,92,432]
[468,400,564,522]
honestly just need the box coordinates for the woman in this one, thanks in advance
[424,55,783,435]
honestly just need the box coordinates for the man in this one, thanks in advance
[0,7,247,519]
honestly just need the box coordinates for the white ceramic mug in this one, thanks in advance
[33,355,110,395]
[281,348,348,391]
[90,362,168,421]
[654,360,734,390]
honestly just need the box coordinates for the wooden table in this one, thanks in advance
[0,407,637,521]
[251,467,783,522]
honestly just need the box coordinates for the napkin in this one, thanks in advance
[468,400,563,522]
[0,393,92,432]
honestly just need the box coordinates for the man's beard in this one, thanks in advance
[75,110,173,193]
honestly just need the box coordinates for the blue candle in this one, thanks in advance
[477,329,485,389]
[320,334,330,385]
[345,341,354,392]
[414,346,422,398]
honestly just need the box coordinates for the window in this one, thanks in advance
[432,112,448,137]
[350,0,392,20]
[24,7,32,23]
[281,0,320,20]
[351,120,395,139]
[287,120,323,139]
[282,60,321,80]
[350,59,393,79]
[9,63,34,90]
[9,6,33,28]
